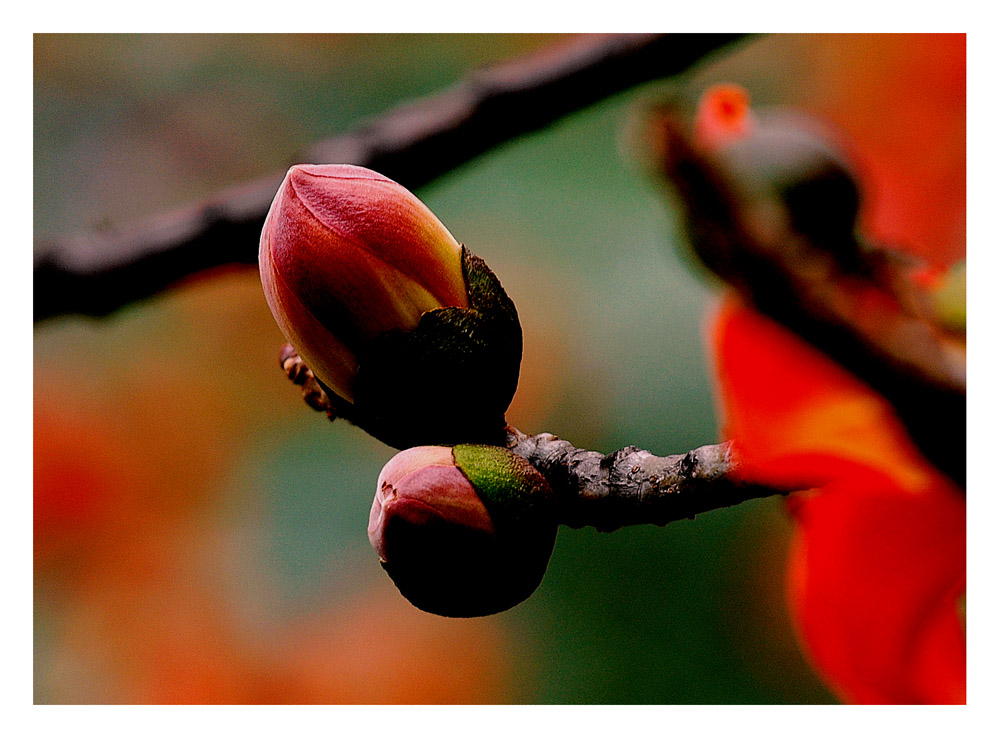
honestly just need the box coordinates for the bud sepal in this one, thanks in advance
[349,246,522,449]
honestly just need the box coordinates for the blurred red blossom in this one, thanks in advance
[711,298,965,703]
[691,39,965,702]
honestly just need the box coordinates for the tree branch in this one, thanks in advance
[278,344,789,531]
[505,427,787,532]
[34,33,749,323]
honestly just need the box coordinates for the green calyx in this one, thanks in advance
[452,444,556,533]
[462,247,520,328]
[349,246,522,449]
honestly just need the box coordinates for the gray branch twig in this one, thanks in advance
[279,344,789,530]
[505,427,787,532]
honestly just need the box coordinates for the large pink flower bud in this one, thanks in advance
[260,164,521,449]
[369,444,557,617]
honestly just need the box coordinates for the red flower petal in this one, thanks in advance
[787,475,965,704]
[710,297,941,494]
[709,296,965,703]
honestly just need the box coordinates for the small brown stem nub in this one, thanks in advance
[280,344,337,419]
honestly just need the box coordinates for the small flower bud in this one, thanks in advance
[260,164,522,449]
[369,444,557,617]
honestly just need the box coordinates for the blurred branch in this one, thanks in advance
[34,33,749,323]
[649,109,966,488]
[279,344,789,530]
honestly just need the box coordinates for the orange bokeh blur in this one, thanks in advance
[34,275,513,704]
[806,34,965,267]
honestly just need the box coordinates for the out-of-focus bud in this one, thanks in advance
[260,164,521,449]
[694,84,861,258]
[368,444,558,617]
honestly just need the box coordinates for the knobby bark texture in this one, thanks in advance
[34,33,748,322]
[279,344,789,529]
[505,428,787,532]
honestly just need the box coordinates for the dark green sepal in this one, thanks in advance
[350,246,522,449]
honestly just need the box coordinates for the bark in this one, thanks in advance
[505,428,787,532]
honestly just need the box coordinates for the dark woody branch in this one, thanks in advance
[279,344,790,530]
[34,33,749,323]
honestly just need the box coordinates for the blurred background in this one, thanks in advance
[34,33,964,703]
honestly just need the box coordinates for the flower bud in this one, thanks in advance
[260,164,521,449]
[369,444,558,617]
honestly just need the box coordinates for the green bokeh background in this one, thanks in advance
[34,34,859,703]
